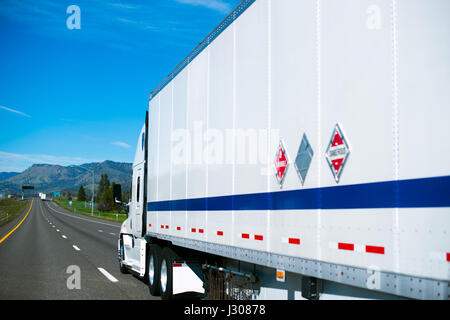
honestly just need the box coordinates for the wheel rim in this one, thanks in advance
[149,254,155,285]
[160,259,167,293]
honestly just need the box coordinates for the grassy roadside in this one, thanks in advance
[0,198,28,227]
[53,198,127,223]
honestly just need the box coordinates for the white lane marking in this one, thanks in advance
[109,233,116,236]
[44,201,120,229]
[62,235,67,239]
[98,268,118,283]
[98,230,103,233]
[56,229,60,232]
[52,225,55,228]
[73,245,80,251]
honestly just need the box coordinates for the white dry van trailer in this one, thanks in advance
[117,0,450,300]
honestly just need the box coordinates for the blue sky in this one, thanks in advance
[0,0,240,172]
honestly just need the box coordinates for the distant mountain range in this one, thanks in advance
[0,172,19,181]
[0,161,132,195]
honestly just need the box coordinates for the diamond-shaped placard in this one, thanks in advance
[325,123,350,183]
[294,133,314,186]
[274,140,289,188]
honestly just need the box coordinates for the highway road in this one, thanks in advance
[0,197,158,300]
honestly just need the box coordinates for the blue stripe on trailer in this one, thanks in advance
[148,175,450,211]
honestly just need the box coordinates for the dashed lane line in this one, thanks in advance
[98,267,118,283]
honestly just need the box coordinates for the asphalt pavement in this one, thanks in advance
[0,197,158,300]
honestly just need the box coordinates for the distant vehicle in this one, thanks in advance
[39,193,46,201]
[116,0,449,300]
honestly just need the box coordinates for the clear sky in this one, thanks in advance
[0,0,240,172]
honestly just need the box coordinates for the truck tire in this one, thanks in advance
[160,247,179,300]
[148,243,162,296]
[119,239,128,274]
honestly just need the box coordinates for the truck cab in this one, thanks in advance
[118,123,147,277]
[128,124,146,237]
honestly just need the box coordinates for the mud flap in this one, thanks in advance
[172,262,205,295]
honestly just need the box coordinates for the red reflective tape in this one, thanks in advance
[191,228,196,233]
[149,224,152,227]
[288,238,301,245]
[173,263,182,267]
[160,225,164,229]
[165,225,169,229]
[447,253,450,262]
[254,235,263,241]
[217,231,223,236]
[366,245,385,255]
[338,243,354,251]
[177,227,181,231]
[242,233,250,239]
[199,229,204,234]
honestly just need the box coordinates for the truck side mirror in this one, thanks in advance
[113,184,122,203]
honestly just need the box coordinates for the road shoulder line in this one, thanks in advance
[45,201,120,228]
[0,198,34,245]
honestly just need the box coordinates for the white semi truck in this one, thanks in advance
[117,0,449,300]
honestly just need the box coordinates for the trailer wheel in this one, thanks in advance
[160,247,179,300]
[148,244,162,296]
[119,239,128,274]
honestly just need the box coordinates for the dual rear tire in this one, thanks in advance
[148,244,179,300]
